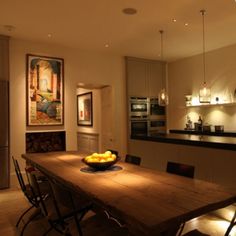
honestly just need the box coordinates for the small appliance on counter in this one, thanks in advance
[215,125,224,133]
[202,125,211,132]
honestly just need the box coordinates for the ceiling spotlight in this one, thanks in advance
[3,25,15,32]
[172,19,177,22]
[122,8,137,15]
[105,44,109,48]
[184,23,189,26]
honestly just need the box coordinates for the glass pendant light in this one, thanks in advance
[199,9,211,103]
[158,30,168,106]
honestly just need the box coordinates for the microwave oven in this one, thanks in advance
[129,97,149,118]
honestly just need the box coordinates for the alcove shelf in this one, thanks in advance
[186,102,236,108]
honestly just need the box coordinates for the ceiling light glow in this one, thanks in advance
[122,8,137,15]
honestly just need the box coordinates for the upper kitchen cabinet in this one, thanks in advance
[126,57,164,97]
[126,57,148,97]
[149,61,165,97]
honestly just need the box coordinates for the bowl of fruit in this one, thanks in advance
[82,151,119,170]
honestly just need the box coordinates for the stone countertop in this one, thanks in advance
[131,133,236,151]
[169,129,236,137]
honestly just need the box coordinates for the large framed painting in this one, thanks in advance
[26,54,64,126]
[77,92,93,126]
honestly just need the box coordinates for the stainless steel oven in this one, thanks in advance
[148,119,166,134]
[149,97,165,120]
[129,97,149,118]
[130,119,148,136]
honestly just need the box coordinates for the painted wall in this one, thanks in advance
[9,38,127,184]
[168,44,236,131]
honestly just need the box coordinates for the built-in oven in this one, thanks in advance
[130,119,148,137]
[148,119,166,135]
[129,97,149,118]
[149,98,165,120]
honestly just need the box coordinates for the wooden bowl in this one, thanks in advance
[82,156,120,170]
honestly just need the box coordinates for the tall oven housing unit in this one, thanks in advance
[0,80,9,189]
[129,96,166,136]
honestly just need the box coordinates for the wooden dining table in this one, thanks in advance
[22,151,236,236]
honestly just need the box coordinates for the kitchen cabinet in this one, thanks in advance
[126,57,164,97]
[77,132,99,153]
[126,58,147,97]
[149,61,165,97]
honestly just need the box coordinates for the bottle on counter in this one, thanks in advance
[185,116,193,130]
[198,116,203,131]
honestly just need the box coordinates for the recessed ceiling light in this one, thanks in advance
[3,25,15,32]
[172,19,177,22]
[122,8,137,15]
[184,23,189,26]
[105,44,109,48]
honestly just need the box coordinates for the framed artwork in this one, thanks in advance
[26,54,64,126]
[77,92,93,126]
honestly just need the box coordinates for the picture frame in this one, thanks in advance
[26,54,64,126]
[77,92,93,126]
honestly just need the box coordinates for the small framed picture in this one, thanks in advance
[26,54,64,126]
[77,92,93,126]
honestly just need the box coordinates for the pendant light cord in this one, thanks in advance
[201,9,206,85]
[159,30,164,88]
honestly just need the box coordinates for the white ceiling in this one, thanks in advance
[1,0,236,62]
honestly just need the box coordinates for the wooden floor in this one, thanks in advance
[0,187,236,236]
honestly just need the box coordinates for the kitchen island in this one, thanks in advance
[129,132,236,188]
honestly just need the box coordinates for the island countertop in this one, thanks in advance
[131,133,236,151]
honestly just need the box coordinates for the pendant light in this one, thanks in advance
[158,30,168,106]
[199,9,211,103]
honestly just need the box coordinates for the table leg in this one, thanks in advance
[225,210,236,236]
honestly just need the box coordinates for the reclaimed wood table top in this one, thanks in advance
[22,151,236,235]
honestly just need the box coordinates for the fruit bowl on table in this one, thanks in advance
[82,151,120,170]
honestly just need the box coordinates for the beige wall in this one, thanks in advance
[168,44,236,131]
[9,38,127,183]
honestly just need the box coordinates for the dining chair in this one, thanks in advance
[125,154,141,165]
[12,156,42,236]
[32,172,129,236]
[166,161,194,178]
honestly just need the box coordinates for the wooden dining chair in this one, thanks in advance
[125,154,141,165]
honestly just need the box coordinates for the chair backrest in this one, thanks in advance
[12,156,26,192]
[30,173,49,217]
[125,154,141,166]
[166,161,194,178]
